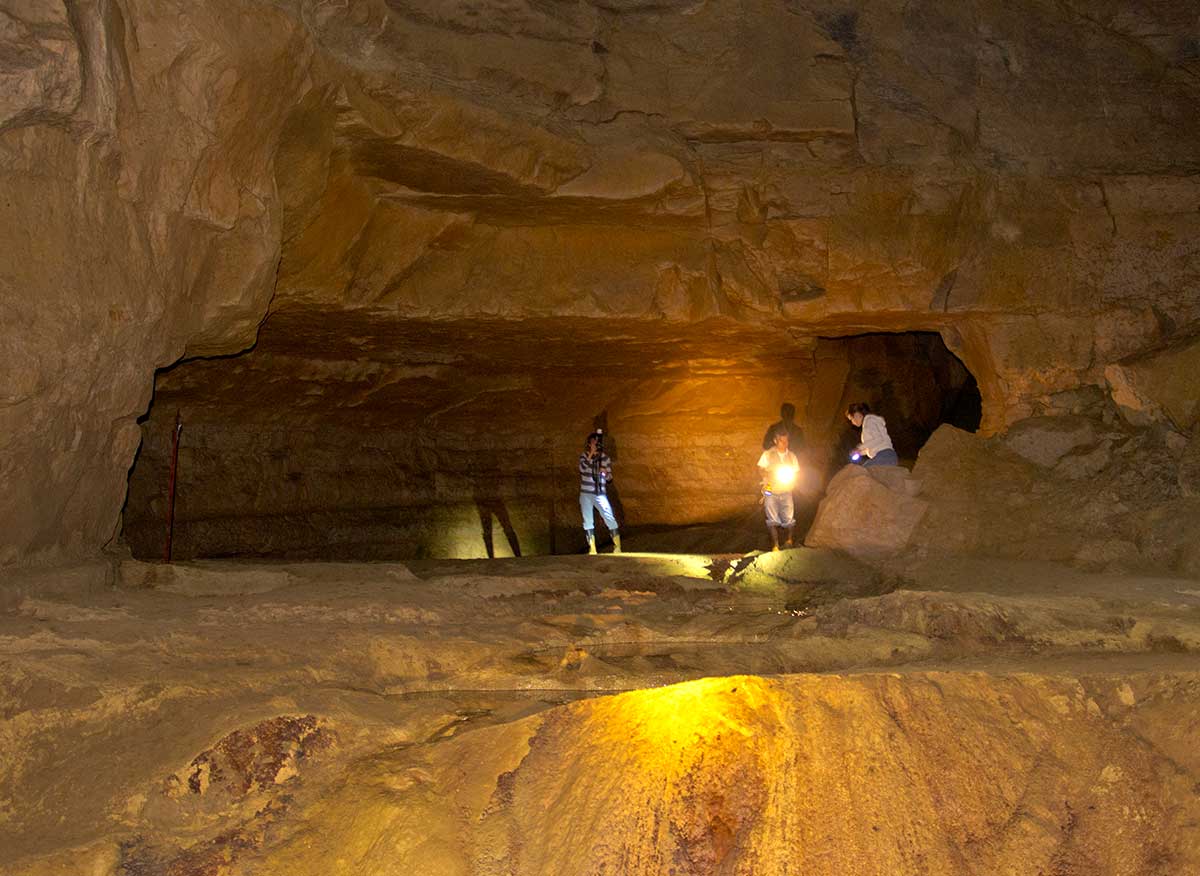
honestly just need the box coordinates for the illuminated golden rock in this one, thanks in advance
[263,673,1200,875]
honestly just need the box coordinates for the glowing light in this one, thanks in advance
[595,677,769,751]
[849,451,861,462]
[772,464,797,489]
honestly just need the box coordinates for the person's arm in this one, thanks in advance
[601,453,613,480]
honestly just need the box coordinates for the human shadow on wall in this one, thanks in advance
[471,462,521,559]
[762,402,806,452]
[592,410,626,538]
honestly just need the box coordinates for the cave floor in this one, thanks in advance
[4,550,1200,874]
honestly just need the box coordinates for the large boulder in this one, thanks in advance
[1106,334,1200,431]
[805,465,928,560]
[1001,416,1098,468]
[903,423,1200,576]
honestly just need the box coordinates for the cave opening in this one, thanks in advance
[120,321,982,561]
[816,330,982,475]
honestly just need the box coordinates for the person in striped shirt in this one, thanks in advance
[579,431,621,555]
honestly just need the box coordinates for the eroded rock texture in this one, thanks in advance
[0,0,311,566]
[3,555,1200,874]
[3,0,1199,567]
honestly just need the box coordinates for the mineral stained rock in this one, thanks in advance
[3,0,1199,568]
[268,673,1200,876]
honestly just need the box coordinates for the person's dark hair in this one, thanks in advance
[846,402,871,416]
[584,431,603,451]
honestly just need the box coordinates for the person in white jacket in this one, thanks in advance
[846,402,899,467]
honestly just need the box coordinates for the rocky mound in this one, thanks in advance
[805,464,928,559]
[805,413,1200,577]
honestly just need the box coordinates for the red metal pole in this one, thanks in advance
[164,412,183,563]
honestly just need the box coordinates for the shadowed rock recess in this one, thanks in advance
[1,0,1199,873]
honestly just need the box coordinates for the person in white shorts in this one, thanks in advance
[757,430,799,551]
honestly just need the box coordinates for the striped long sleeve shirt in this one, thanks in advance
[579,452,612,495]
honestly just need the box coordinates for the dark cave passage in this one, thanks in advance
[819,331,982,473]
[122,321,982,560]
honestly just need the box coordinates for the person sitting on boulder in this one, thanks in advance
[846,402,899,467]
[758,430,799,551]
[579,430,620,555]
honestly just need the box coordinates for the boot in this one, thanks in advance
[612,532,622,554]
[585,530,597,555]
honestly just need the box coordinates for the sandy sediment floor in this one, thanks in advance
[2,551,1199,874]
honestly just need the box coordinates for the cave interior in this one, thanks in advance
[3,1,1200,874]
[124,324,982,560]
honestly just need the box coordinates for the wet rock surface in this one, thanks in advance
[2,553,1199,874]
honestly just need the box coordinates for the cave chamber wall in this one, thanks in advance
[4,0,1199,570]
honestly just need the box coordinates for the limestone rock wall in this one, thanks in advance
[270,0,1200,419]
[0,0,311,567]
[3,0,1198,567]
